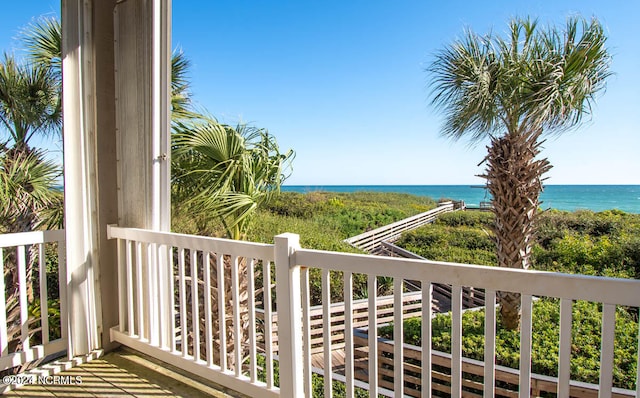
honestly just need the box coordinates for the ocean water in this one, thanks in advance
[281,185,640,214]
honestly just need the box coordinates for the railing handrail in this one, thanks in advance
[107,225,274,260]
[295,248,640,306]
[0,229,65,249]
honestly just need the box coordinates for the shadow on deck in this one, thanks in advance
[3,348,248,398]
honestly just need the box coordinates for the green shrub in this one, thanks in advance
[397,209,640,278]
[437,211,494,228]
[397,225,496,266]
[256,354,370,397]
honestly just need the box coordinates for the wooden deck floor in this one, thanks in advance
[3,348,248,398]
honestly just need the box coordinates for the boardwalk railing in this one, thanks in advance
[256,291,425,357]
[380,240,486,309]
[108,226,640,398]
[345,201,454,254]
[0,230,67,373]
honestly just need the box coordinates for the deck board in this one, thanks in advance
[2,348,247,397]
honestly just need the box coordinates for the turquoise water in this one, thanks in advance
[281,185,640,213]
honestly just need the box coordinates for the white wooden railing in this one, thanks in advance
[0,230,67,373]
[107,225,280,398]
[108,226,640,398]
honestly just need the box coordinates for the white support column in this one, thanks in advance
[152,0,172,232]
[152,0,172,348]
[275,233,304,398]
[114,0,171,231]
[62,0,101,357]
[115,0,172,347]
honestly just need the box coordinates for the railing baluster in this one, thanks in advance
[156,244,165,349]
[0,248,7,357]
[204,252,213,367]
[368,274,378,397]
[302,266,312,397]
[394,278,404,395]
[17,245,29,351]
[451,285,462,398]
[217,253,227,371]
[422,280,432,398]
[231,256,241,376]
[247,258,257,381]
[322,268,332,397]
[38,243,49,345]
[117,239,125,333]
[136,241,145,339]
[344,271,354,398]
[520,294,533,398]
[178,247,187,357]
[168,246,176,353]
[558,298,572,398]
[484,289,497,398]
[599,303,616,398]
[149,242,158,346]
[263,259,274,388]
[57,237,68,347]
[191,249,200,361]
[125,240,134,336]
[636,317,640,398]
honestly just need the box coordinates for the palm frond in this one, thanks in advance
[0,148,63,232]
[427,16,611,142]
[172,117,294,239]
[20,17,61,74]
[0,54,61,150]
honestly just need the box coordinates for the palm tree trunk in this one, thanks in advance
[480,129,551,330]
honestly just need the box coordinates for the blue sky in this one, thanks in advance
[1,1,638,185]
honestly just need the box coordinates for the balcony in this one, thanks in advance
[2,227,639,397]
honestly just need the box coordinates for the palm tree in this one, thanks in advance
[0,148,62,233]
[0,149,62,354]
[0,54,61,153]
[427,17,611,329]
[172,117,294,240]
[22,17,194,123]
[173,116,293,369]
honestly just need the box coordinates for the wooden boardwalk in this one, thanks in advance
[3,348,247,398]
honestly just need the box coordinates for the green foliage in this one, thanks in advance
[175,191,437,251]
[262,191,436,241]
[534,210,640,278]
[437,211,494,228]
[380,299,639,389]
[396,209,640,279]
[256,354,370,398]
[28,298,62,342]
[172,118,294,240]
[251,191,433,303]
[398,223,496,266]
[0,149,63,232]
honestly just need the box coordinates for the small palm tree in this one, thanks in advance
[173,116,293,369]
[427,17,611,329]
[0,54,61,153]
[0,148,62,233]
[173,117,294,240]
